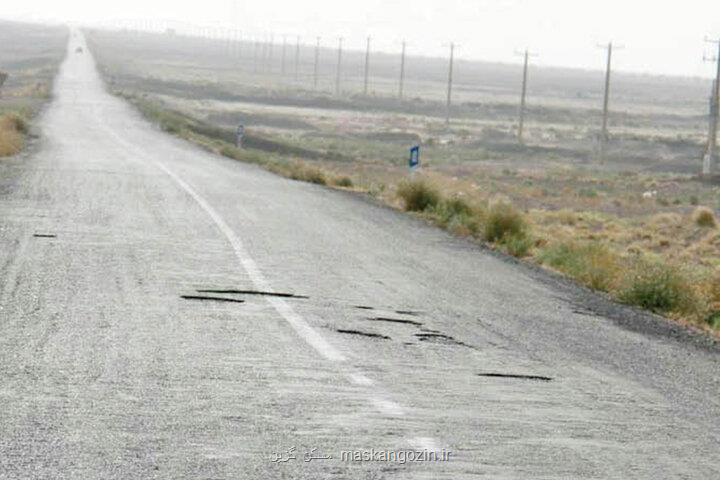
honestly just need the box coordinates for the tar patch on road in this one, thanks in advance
[476,372,553,382]
[336,328,391,340]
[366,317,423,327]
[414,332,476,349]
[197,289,308,299]
[180,295,246,304]
[32,233,57,238]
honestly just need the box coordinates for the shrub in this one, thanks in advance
[578,188,598,198]
[397,179,441,212]
[286,162,327,185]
[706,312,720,329]
[442,196,475,217]
[503,234,533,258]
[557,209,577,225]
[431,196,480,235]
[538,241,620,291]
[483,202,527,243]
[689,195,700,206]
[1,113,28,134]
[334,176,354,187]
[0,113,25,157]
[618,260,693,313]
[692,206,716,228]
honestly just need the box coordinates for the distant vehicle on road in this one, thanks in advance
[75,47,83,54]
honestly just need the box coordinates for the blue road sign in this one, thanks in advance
[409,145,420,169]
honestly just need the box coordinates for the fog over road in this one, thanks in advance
[0,33,718,479]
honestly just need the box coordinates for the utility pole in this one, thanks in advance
[601,42,613,144]
[703,38,720,176]
[253,39,259,74]
[294,36,301,83]
[261,35,267,72]
[314,37,320,90]
[445,42,455,128]
[281,35,287,77]
[399,40,406,100]
[233,30,242,60]
[335,37,343,96]
[515,48,537,144]
[237,31,243,60]
[363,36,371,95]
[268,34,274,73]
[597,41,622,162]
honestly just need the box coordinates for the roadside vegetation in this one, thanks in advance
[0,113,27,156]
[0,21,68,158]
[87,29,720,336]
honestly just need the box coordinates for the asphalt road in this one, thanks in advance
[0,34,719,480]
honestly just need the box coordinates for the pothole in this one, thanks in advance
[476,372,552,382]
[336,329,391,340]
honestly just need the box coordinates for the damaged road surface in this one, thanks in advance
[0,33,719,480]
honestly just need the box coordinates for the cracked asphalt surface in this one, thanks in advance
[0,34,719,479]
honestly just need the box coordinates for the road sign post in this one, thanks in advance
[236,124,245,148]
[409,145,420,170]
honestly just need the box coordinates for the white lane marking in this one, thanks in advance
[347,373,374,386]
[410,437,441,452]
[371,398,405,416]
[97,124,345,362]
[153,160,347,363]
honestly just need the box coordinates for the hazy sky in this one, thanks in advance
[3,0,720,77]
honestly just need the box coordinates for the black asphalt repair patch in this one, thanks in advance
[476,373,553,382]
[32,234,57,238]
[180,295,246,304]
[196,289,309,299]
[366,317,423,327]
[336,329,391,340]
[414,332,475,349]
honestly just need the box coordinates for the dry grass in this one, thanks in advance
[618,259,696,314]
[692,206,717,228]
[0,113,26,157]
[539,241,621,292]
[483,201,528,243]
[397,178,441,212]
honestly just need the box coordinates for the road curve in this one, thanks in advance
[0,33,718,479]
